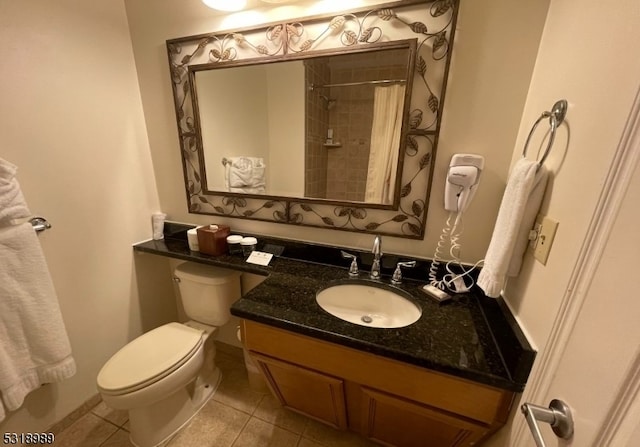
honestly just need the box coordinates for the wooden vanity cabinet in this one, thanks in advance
[250,352,348,429]
[349,384,487,446]
[241,320,515,447]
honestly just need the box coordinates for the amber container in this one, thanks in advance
[196,225,231,256]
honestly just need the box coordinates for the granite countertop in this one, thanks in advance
[133,223,535,392]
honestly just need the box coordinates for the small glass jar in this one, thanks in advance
[240,237,258,256]
[226,235,244,255]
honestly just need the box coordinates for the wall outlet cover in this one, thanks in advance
[533,215,559,265]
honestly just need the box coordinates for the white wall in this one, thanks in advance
[124,0,549,262]
[503,0,640,353]
[0,0,177,433]
[485,0,640,444]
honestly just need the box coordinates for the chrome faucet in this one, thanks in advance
[370,235,382,280]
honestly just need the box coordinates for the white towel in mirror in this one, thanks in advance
[224,156,266,192]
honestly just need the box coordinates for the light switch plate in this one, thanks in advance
[533,215,559,265]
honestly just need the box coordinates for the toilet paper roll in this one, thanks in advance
[187,228,200,251]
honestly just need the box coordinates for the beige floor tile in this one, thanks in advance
[167,399,250,447]
[212,366,266,414]
[91,401,129,427]
[302,419,379,447]
[53,412,119,447]
[252,394,309,434]
[99,429,134,447]
[231,417,300,447]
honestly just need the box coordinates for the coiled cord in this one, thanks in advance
[443,215,484,292]
[428,212,455,290]
[430,213,484,293]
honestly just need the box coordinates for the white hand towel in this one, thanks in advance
[229,157,254,187]
[228,157,266,189]
[477,159,549,298]
[0,159,31,225]
[0,158,76,421]
[249,166,266,188]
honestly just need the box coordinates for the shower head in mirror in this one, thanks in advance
[319,94,336,110]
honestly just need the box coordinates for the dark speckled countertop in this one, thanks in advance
[133,222,535,392]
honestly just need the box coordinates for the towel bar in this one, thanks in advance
[522,99,567,169]
[30,216,51,233]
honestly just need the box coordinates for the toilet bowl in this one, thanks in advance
[96,263,241,447]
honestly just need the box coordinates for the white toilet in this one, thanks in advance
[97,262,241,447]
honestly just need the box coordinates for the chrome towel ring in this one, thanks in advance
[522,99,567,168]
[29,216,51,232]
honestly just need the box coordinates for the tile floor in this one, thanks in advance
[54,344,379,447]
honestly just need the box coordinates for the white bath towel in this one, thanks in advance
[225,157,265,192]
[0,158,76,422]
[0,158,30,225]
[477,159,549,298]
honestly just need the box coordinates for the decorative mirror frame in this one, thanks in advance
[167,0,459,239]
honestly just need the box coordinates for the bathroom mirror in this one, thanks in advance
[167,0,458,238]
[194,43,414,205]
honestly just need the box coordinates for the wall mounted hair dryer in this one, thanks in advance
[444,154,485,213]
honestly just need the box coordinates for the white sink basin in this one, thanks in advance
[316,282,422,328]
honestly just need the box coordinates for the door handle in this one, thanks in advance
[521,399,574,447]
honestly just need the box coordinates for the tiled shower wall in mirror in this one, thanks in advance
[304,51,407,202]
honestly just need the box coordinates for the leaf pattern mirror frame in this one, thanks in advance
[167,0,459,239]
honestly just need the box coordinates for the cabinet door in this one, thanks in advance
[358,386,488,447]
[250,352,348,430]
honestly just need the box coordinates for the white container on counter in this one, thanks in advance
[187,228,199,251]
[240,237,257,256]
[226,235,243,255]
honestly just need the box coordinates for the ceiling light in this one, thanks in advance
[202,0,247,12]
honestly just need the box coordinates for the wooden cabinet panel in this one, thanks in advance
[357,386,487,447]
[242,320,514,425]
[242,320,513,446]
[250,352,348,430]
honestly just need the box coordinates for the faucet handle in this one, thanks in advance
[391,261,417,285]
[341,251,359,278]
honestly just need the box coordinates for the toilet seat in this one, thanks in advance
[97,322,204,395]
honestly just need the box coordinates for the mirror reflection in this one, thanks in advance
[194,44,414,205]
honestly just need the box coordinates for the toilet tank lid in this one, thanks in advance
[174,262,241,285]
[97,322,203,393]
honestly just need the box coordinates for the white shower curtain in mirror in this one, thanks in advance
[365,84,406,204]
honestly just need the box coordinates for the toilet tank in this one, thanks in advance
[173,262,242,326]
